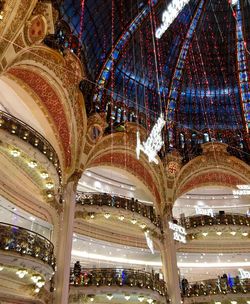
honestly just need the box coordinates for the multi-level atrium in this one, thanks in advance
[0,0,249,303]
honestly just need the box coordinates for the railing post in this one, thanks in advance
[54,172,81,304]
[160,213,182,304]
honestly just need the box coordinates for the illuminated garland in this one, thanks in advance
[166,0,206,147]
[235,1,250,134]
[93,0,159,108]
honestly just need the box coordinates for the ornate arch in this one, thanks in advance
[7,66,72,167]
[84,119,167,209]
[175,143,250,198]
[4,45,86,172]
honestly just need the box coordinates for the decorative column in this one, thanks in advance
[54,172,81,304]
[160,211,182,304]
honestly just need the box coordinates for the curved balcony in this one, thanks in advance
[183,278,250,303]
[0,222,55,269]
[69,268,168,299]
[181,213,250,230]
[76,192,162,231]
[0,111,61,175]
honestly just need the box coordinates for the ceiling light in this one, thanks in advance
[86,171,92,177]
[106,294,113,300]
[242,232,248,236]
[34,287,40,293]
[230,231,236,236]
[47,193,53,198]
[138,296,144,302]
[45,182,54,189]
[36,280,45,288]
[124,295,130,300]
[202,232,208,237]
[216,232,222,236]
[28,161,37,168]
[104,213,111,219]
[131,218,137,224]
[40,172,49,179]
[215,302,221,304]
[118,215,124,221]
[16,269,28,278]
[10,149,20,157]
[0,266,3,271]
[90,213,95,219]
[140,223,146,229]
[29,216,35,221]
[147,299,154,304]
[231,301,237,304]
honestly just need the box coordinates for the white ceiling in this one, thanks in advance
[0,79,45,135]
[77,166,154,203]
[71,234,250,282]
[174,186,250,217]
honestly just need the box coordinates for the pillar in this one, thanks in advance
[160,214,182,304]
[54,173,80,304]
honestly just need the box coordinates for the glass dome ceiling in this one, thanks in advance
[53,0,250,154]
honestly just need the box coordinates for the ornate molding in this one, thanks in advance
[175,143,250,198]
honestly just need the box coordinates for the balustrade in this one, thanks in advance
[179,213,250,230]
[183,277,250,298]
[70,267,168,297]
[76,192,162,230]
[0,222,55,269]
[0,111,61,175]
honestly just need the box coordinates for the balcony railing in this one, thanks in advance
[183,277,250,298]
[0,222,55,269]
[0,111,61,176]
[178,213,250,230]
[70,267,168,297]
[76,192,162,230]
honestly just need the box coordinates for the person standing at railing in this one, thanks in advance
[181,277,189,296]
[73,261,82,285]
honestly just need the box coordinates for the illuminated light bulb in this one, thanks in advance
[11,149,20,157]
[215,302,221,304]
[124,295,130,301]
[45,182,54,189]
[216,232,222,236]
[16,270,28,278]
[0,266,3,271]
[131,219,137,224]
[104,213,111,219]
[140,223,146,229]
[242,232,248,236]
[40,172,49,179]
[138,296,144,302]
[31,275,41,283]
[34,287,40,293]
[36,280,45,288]
[47,193,53,198]
[147,299,153,304]
[230,231,236,236]
[89,297,94,302]
[202,232,208,237]
[106,294,113,300]
[118,215,125,221]
[28,161,37,168]
[90,213,95,219]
